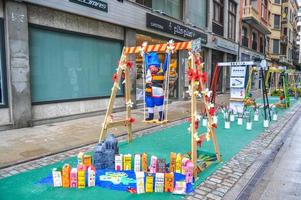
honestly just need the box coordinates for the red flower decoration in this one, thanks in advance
[280,95,285,100]
[187,69,195,81]
[195,58,201,66]
[197,138,203,147]
[112,73,118,82]
[195,121,199,130]
[205,95,210,102]
[209,107,215,116]
[212,123,217,129]
[200,72,208,83]
[126,61,134,69]
[128,117,136,124]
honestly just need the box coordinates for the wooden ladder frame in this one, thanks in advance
[98,39,221,177]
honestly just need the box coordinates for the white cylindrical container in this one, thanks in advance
[254,114,259,121]
[246,122,252,130]
[237,118,243,125]
[213,116,218,124]
[225,121,230,129]
[230,114,235,122]
[202,118,208,127]
[273,114,278,121]
[264,120,269,128]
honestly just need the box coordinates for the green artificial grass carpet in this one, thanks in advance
[0,97,298,200]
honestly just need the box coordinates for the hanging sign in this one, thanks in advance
[146,13,207,43]
[69,0,108,12]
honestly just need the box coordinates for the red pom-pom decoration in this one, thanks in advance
[112,73,118,82]
[128,117,136,124]
[126,60,134,69]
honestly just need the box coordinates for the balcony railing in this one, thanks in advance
[252,41,257,51]
[243,5,259,21]
[242,36,249,47]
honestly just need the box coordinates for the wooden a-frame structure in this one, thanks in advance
[99,39,221,176]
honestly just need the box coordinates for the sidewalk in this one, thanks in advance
[0,93,231,168]
[248,109,301,200]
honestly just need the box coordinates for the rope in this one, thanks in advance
[164,53,171,122]
[142,55,146,121]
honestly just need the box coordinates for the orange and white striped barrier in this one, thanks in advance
[124,41,191,54]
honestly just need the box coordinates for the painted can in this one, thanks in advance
[225,121,230,129]
[246,122,252,130]
[230,115,235,122]
[237,118,243,125]
[263,120,269,128]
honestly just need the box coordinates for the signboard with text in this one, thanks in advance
[146,13,207,43]
[69,0,108,12]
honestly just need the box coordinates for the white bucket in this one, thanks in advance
[213,116,218,124]
[254,114,259,121]
[246,122,252,130]
[225,121,230,129]
[263,120,269,128]
[237,118,243,125]
[273,114,278,121]
[202,118,208,127]
[230,115,235,122]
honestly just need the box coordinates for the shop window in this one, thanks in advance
[0,19,7,107]
[136,0,183,20]
[29,27,122,103]
[187,0,207,28]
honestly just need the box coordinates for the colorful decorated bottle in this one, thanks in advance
[77,152,84,165]
[83,154,92,166]
[149,156,158,173]
[155,173,164,192]
[87,165,96,187]
[181,157,190,175]
[52,168,62,187]
[62,164,71,188]
[77,164,86,188]
[115,154,123,171]
[141,153,148,172]
[70,168,78,188]
[135,171,145,194]
[175,153,182,173]
[169,152,176,172]
[185,161,194,183]
[145,173,154,193]
[134,154,141,172]
[123,154,132,170]
[164,172,174,192]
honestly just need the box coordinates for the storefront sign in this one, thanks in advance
[146,13,207,44]
[69,0,108,12]
[230,67,246,77]
[214,37,238,53]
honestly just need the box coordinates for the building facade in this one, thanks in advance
[268,0,299,68]
[0,0,243,129]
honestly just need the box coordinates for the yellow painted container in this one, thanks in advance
[83,155,92,166]
[175,153,182,173]
[145,173,154,193]
[169,152,176,172]
[77,165,86,188]
[123,154,132,170]
[141,153,148,172]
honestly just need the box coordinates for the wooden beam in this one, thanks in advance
[107,120,130,129]
[125,67,133,143]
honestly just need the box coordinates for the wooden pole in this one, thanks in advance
[99,48,126,142]
[125,66,133,142]
[190,54,197,178]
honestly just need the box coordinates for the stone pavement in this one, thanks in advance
[186,99,301,200]
[0,92,236,168]
[247,109,301,200]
